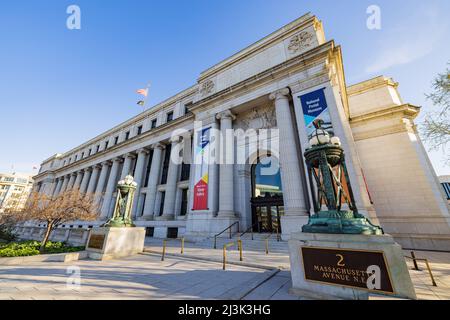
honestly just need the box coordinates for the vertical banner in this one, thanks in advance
[192,126,211,210]
[299,88,334,138]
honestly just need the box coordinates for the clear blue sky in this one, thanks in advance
[0,0,449,176]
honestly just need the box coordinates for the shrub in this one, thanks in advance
[0,240,85,257]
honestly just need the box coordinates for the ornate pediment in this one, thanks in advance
[237,105,277,130]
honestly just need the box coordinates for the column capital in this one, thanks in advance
[101,160,112,167]
[136,147,150,155]
[113,157,124,163]
[170,135,183,144]
[269,88,291,101]
[152,142,166,150]
[216,110,236,121]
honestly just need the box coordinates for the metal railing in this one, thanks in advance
[222,240,243,270]
[404,251,437,287]
[264,228,280,255]
[213,221,239,249]
[238,222,259,241]
[161,237,185,261]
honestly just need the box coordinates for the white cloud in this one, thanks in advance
[365,5,447,74]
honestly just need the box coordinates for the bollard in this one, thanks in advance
[425,260,437,287]
[238,240,243,262]
[223,245,227,270]
[161,240,166,261]
[265,238,269,255]
[181,237,185,254]
[411,251,420,271]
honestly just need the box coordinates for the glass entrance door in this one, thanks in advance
[252,203,283,233]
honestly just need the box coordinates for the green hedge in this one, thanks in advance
[0,241,85,257]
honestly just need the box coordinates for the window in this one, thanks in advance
[63,160,66,166]
[81,152,84,159]
[144,150,153,187]
[180,189,188,216]
[137,125,143,135]
[160,144,171,184]
[88,149,92,156]
[184,102,193,115]
[442,182,450,200]
[145,227,154,237]
[114,136,119,145]
[166,111,173,122]
[125,131,130,140]
[151,119,157,129]
[167,227,178,239]
[105,141,109,149]
[96,145,100,153]
[180,162,190,181]
[159,191,166,216]
[74,155,78,161]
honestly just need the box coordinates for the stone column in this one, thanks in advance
[52,179,62,196]
[67,173,76,190]
[131,148,149,218]
[216,110,236,217]
[142,143,165,219]
[120,153,136,180]
[86,165,101,194]
[95,162,110,202]
[100,158,122,219]
[79,168,92,193]
[161,136,182,220]
[60,175,69,194]
[73,171,84,190]
[269,88,308,216]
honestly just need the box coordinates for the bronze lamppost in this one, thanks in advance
[103,175,137,228]
[302,120,383,235]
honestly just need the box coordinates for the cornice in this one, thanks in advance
[34,113,194,179]
[350,104,420,124]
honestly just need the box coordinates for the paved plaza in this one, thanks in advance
[0,238,450,300]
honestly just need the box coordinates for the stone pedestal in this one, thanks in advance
[86,227,145,261]
[288,232,416,300]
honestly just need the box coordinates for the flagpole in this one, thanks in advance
[142,82,151,112]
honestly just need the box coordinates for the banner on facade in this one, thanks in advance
[299,88,334,138]
[192,126,211,210]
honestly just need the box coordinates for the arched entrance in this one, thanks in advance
[251,155,284,233]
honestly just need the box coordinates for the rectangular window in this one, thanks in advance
[81,152,84,159]
[88,149,91,156]
[166,111,173,122]
[105,141,109,149]
[184,102,192,115]
[159,191,166,216]
[114,136,119,145]
[125,131,130,140]
[443,182,450,200]
[167,227,178,239]
[151,119,157,129]
[145,227,154,237]
[180,188,188,216]
[96,145,100,153]
[160,144,171,184]
[144,150,154,187]
[180,162,190,181]
[137,125,143,135]
[74,155,78,161]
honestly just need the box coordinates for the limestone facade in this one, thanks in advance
[31,13,450,250]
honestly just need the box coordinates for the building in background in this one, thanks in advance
[439,176,450,204]
[0,172,33,214]
[30,13,450,251]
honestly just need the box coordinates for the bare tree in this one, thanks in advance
[16,189,99,253]
[422,63,450,164]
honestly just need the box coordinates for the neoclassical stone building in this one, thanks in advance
[32,14,450,251]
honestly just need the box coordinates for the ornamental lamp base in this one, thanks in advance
[301,210,383,235]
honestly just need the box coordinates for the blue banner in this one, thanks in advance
[299,88,333,138]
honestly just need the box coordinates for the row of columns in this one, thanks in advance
[50,138,187,221]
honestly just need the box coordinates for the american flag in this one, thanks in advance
[136,88,148,97]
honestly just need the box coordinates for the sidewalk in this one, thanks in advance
[144,238,450,300]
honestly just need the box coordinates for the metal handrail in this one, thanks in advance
[161,237,185,261]
[238,222,260,240]
[222,240,243,270]
[213,221,239,249]
[263,228,280,255]
[404,251,437,287]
